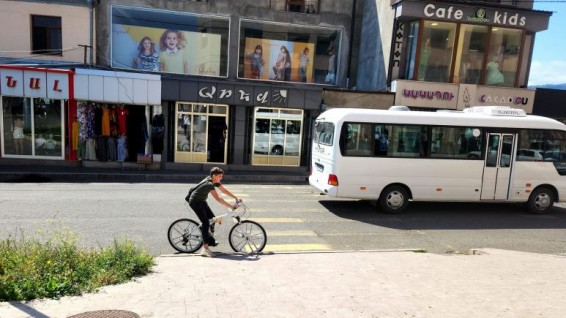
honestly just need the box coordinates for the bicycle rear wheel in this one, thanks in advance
[167,218,203,253]
[229,220,267,254]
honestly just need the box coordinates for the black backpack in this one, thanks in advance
[185,179,207,203]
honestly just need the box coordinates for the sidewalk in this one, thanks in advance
[1,249,565,318]
[0,162,308,184]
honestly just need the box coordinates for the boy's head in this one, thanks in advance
[210,167,224,177]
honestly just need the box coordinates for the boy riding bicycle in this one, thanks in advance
[186,167,240,257]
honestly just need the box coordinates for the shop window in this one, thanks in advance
[31,15,62,55]
[485,27,522,87]
[239,19,341,85]
[418,21,456,82]
[252,107,303,166]
[175,103,228,164]
[111,5,229,77]
[455,24,488,84]
[404,21,420,80]
[270,0,319,14]
[1,97,64,158]
[409,20,522,87]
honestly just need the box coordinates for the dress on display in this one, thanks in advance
[117,136,127,161]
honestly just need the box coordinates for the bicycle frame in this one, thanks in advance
[169,201,266,254]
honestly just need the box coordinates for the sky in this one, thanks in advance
[529,1,566,86]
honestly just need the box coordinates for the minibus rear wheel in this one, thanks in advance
[379,185,409,214]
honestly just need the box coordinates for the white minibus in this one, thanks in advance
[309,106,566,214]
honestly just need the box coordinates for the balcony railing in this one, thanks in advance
[270,0,319,14]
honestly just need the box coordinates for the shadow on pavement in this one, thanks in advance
[7,301,50,318]
[318,199,566,230]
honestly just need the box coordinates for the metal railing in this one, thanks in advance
[269,0,319,14]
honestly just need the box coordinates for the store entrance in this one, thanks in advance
[77,103,161,163]
[208,116,227,163]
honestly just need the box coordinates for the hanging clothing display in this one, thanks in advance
[101,106,111,136]
[152,113,165,154]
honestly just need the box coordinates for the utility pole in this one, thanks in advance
[78,44,92,65]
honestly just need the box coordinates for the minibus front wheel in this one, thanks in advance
[527,186,555,214]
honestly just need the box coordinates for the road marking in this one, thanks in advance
[268,230,318,237]
[249,208,328,213]
[264,243,331,252]
[252,218,303,223]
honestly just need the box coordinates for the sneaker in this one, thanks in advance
[200,248,215,258]
[207,237,219,247]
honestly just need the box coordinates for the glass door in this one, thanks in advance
[481,133,515,200]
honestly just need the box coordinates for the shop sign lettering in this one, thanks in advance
[423,3,526,27]
[198,86,216,99]
[3,75,63,92]
[238,90,250,102]
[256,91,269,104]
[403,89,455,101]
[198,84,288,105]
[219,89,232,99]
[424,4,464,20]
[479,94,529,105]
[390,22,404,81]
[6,76,18,88]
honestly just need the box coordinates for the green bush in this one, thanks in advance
[0,226,155,301]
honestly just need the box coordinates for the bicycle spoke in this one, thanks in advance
[168,219,204,254]
[229,221,266,254]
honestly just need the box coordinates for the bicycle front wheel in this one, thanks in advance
[229,220,267,254]
[167,218,203,253]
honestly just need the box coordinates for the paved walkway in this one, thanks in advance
[0,163,307,184]
[1,249,566,318]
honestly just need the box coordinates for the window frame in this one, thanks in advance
[31,15,62,56]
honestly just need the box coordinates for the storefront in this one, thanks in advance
[163,79,321,168]
[72,68,161,164]
[108,5,329,169]
[392,80,535,113]
[389,0,551,89]
[0,66,72,160]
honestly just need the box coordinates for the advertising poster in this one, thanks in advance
[243,37,314,83]
[111,24,221,76]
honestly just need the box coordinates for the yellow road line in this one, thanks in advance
[249,208,327,213]
[268,230,318,237]
[264,243,331,252]
[252,218,303,223]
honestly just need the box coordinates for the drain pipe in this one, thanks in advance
[87,0,95,65]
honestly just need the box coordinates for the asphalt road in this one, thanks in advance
[1,182,565,255]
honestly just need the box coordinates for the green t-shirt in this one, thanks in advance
[189,177,220,203]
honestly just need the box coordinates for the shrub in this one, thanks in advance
[0,225,154,301]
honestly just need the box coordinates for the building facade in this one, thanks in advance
[352,0,551,113]
[0,0,356,173]
[91,0,355,171]
[0,0,556,173]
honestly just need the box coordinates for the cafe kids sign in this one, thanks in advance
[0,66,70,100]
[397,1,550,32]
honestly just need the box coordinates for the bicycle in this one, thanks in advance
[167,201,267,254]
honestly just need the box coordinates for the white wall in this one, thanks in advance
[0,0,93,64]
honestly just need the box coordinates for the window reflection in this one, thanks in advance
[486,27,521,87]
[175,102,228,163]
[239,20,341,85]
[455,24,488,84]
[418,21,456,82]
[1,96,63,158]
[252,107,303,166]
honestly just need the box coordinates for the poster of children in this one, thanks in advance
[111,23,221,76]
[243,38,314,83]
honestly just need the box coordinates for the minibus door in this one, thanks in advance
[481,134,515,200]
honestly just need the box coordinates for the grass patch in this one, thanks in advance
[0,224,155,301]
